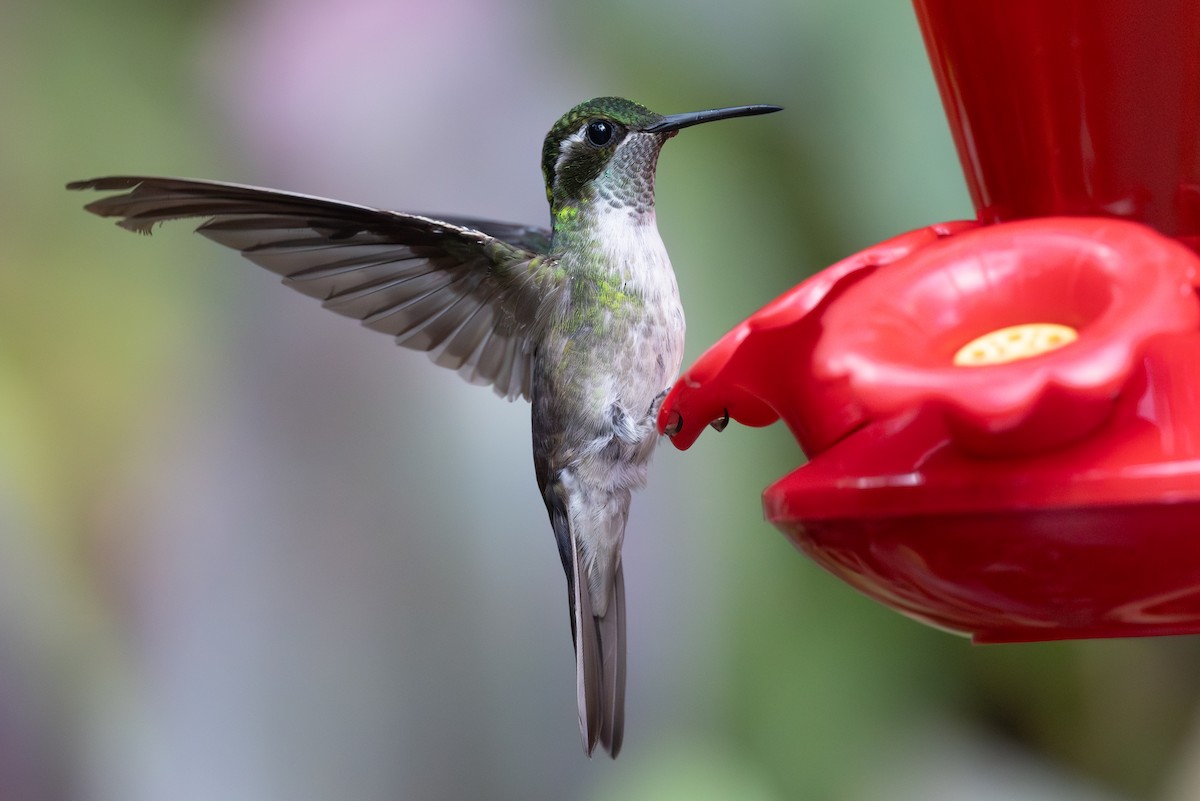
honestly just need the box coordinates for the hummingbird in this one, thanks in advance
[68,96,781,757]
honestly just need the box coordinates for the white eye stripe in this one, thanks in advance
[553,125,591,176]
[562,125,590,153]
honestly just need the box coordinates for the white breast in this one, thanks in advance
[593,204,681,307]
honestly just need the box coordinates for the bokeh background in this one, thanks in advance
[5,0,1200,799]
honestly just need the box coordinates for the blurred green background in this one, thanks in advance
[5,0,1200,799]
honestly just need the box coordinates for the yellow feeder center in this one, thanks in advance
[953,323,1079,367]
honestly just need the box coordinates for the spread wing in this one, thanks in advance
[68,176,562,401]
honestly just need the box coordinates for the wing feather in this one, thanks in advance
[68,175,559,400]
[396,286,486,352]
[430,303,495,371]
[465,329,510,385]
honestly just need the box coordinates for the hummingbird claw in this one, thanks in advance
[648,389,669,418]
[663,410,683,437]
[709,409,730,433]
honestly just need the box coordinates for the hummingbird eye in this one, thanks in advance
[585,119,614,146]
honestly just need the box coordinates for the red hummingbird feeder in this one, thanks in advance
[659,0,1200,641]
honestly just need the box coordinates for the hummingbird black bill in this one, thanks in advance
[643,104,783,133]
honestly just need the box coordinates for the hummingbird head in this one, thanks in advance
[541,97,781,219]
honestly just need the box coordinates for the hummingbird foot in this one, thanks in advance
[610,398,670,446]
[609,403,644,444]
[647,389,669,418]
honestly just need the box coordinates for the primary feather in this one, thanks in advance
[68,175,559,400]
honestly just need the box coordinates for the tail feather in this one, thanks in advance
[597,562,626,757]
[543,472,627,758]
[570,525,603,755]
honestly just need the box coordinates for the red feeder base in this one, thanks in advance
[766,354,1200,641]
[785,501,1200,643]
